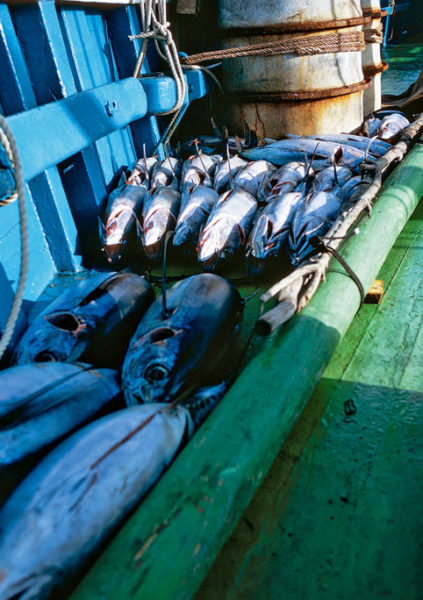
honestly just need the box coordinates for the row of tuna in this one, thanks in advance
[101,111,408,274]
[0,271,244,600]
[0,110,408,599]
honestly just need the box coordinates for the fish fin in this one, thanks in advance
[187,381,228,427]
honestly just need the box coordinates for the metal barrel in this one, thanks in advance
[361,0,388,115]
[218,0,370,138]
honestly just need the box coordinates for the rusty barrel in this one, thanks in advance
[218,0,372,137]
[361,0,388,115]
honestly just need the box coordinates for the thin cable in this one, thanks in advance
[0,114,28,361]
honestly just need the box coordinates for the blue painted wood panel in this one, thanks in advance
[0,0,210,321]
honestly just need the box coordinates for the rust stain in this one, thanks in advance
[0,570,6,584]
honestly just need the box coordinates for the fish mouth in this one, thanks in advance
[198,250,220,271]
[143,240,162,261]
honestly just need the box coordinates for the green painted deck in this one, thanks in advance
[195,42,423,600]
[196,182,423,600]
[69,39,423,600]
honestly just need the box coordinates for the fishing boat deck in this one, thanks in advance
[195,179,423,600]
[193,40,423,600]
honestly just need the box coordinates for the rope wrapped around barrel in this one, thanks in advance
[181,30,365,65]
[257,113,423,335]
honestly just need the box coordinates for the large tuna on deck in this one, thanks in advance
[0,404,193,600]
[0,362,121,503]
[13,273,154,368]
[122,273,244,405]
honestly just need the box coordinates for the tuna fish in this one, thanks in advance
[213,155,248,194]
[198,189,257,271]
[241,139,376,172]
[173,186,219,250]
[299,134,391,158]
[142,186,181,260]
[150,157,181,191]
[0,362,120,501]
[378,113,410,144]
[127,156,157,186]
[340,175,370,205]
[257,162,308,203]
[312,166,352,193]
[122,273,243,405]
[13,272,154,368]
[288,191,342,265]
[246,192,303,273]
[100,179,147,265]
[362,115,382,138]
[0,403,193,600]
[233,160,276,197]
[180,153,221,194]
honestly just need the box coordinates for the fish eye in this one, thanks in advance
[145,364,169,383]
[33,351,57,363]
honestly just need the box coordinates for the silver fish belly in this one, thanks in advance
[0,362,120,499]
[213,155,248,194]
[142,186,181,260]
[198,189,257,271]
[312,166,352,193]
[181,154,221,194]
[0,403,193,600]
[128,156,157,187]
[101,183,147,265]
[233,160,276,197]
[173,186,219,249]
[257,161,308,203]
[150,157,181,191]
[246,191,303,263]
[288,191,342,265]
[378,113,410,144]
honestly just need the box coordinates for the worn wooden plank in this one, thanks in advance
[197,197,423,600]
[70,139,423,600]
[6,78,147,183]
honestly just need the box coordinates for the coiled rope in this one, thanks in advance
[131,0,187,150]
[181,30,365,65]
[0,114,28,362]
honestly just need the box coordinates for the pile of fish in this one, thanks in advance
[0,110,410,600]
[0,270,245,600]
[100,112,408,274]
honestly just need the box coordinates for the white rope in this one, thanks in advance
[0,126,18,206]
[131,0,186,118]
[0,115,28,361]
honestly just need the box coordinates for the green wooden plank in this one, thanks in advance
[196,195,423,600]
[70,141,423,600]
